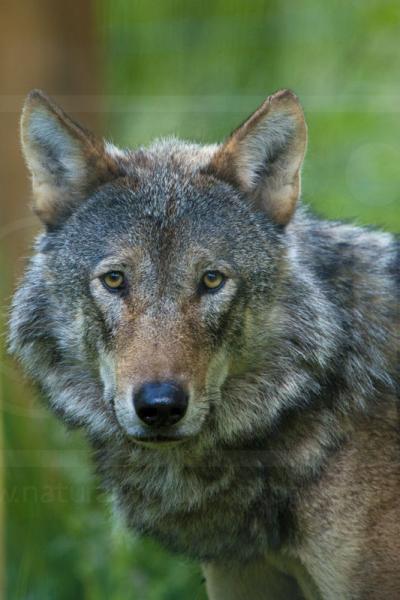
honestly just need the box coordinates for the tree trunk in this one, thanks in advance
[0,1,101,595]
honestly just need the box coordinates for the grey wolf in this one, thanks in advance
[9,89,400,599]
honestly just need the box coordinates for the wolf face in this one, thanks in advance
[11,89,335,451]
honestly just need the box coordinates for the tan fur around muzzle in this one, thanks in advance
[114,312,210,397]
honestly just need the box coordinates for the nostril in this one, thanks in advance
[138,405,159,423]
[133,381,188,428]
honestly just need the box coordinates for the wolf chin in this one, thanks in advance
[9,89,400,599]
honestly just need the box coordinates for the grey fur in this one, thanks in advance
[9,90,400,599]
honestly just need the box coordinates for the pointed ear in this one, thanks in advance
[207,90,307,226]
[20,90,125,227]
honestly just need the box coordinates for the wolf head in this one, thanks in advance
[10,89,339,450]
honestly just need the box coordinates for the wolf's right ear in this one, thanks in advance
[207,90,307,226]
[20,90,125,228]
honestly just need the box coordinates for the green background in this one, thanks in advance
[3,1,400,599]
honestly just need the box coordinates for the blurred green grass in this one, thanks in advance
[3,1,400,599]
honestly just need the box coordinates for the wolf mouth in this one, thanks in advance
[130,433,191,446]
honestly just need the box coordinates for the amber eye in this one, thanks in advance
[202,270,226,292]
[101,271,126,292]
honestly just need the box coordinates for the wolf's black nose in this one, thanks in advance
[133,381,188,428]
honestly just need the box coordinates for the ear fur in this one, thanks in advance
[208,89,307,225]
[20,90,125,227]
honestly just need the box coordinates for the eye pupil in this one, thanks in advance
[101,271,125,291]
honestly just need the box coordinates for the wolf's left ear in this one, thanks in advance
[207,90,307,226]
[21,90,125,227]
